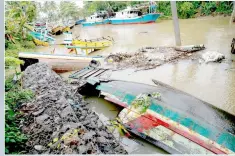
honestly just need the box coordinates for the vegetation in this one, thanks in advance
[81,1,234,19]
[5,75,34,154]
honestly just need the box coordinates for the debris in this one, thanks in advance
[104,46,199,71]
[201,51,225,63]
[175,44,205,52]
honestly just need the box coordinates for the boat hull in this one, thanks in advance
[69,68,235,154]
[75,19,85,25]
[110,13,160,25]
[19,52,103,73]
[82,19,110,27]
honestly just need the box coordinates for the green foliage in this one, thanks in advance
[157,1,233,19]
[5,76,34,154]
[21,41,36,49]
[59,1,80,20]
[158,1,172,17]
[5,57,24,69]
[26,34,33,41]
[5,1,37,38]
[178,2,195,19]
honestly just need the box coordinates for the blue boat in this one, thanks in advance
[75,19,85,25]
[29,30,55,42]
[109,6,160,25]
[110,13,160,25]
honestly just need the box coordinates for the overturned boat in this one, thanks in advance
[18,52,103,73]
[69,67,235,154]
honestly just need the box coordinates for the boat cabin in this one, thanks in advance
[86,14,104,22]
[115,7,142,18]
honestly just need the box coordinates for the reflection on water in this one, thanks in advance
[53,16,235,115]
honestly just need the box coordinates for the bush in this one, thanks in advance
[178,2,195,19]
[26,34,34,41]
[5,57,24,69]
[5,75,34,154]
[21,41,36,49]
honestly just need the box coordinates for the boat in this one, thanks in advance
[72,36,113,47]
[18,52,103,73]
[109,6,161,25]
[75,19,85,25]
[82,11,110,27]
[68,67,235,154]
[29,30,55,46]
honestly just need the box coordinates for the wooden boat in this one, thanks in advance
[62,26,70,33]
[72,37,113,47]
[51,26,63,35]
[69,67,235,154]
[29,31,55,46]
[18,52,103,73]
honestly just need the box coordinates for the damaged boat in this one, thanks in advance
[18,52,103,73]
[69,66,235,154]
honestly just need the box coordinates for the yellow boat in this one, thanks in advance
[62,26,70,32]
[33,38,49,46]
[72,37,113,47]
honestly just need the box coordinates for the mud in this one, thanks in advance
[104,47,199,71]
[20,63,127,154]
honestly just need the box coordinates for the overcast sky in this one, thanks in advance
[39,0,84,8]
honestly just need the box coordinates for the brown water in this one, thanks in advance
[59,16,235,115]
[58,16,235,154]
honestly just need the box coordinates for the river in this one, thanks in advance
[53,16,235,154]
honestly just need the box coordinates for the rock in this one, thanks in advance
[21,63,127,154]
[32,108,45,116]
[79,145,89,154]
[34,145,46,151]
[97,136,107,143]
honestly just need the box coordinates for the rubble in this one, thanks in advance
[20,63,127,154]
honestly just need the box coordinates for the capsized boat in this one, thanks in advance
[18,51,103,73]
[69,67,235,154]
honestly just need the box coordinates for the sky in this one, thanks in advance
[39,0,84,8]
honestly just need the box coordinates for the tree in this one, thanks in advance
[59,1,80,20]
[5,1,37,39]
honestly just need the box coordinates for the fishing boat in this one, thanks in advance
[82,11,110,27]
[69,67,235,154]
[29,29,55,46]
[18,52,103,73]
[69,36,113,54]
[109,6,160,25]
[75,19,85,25]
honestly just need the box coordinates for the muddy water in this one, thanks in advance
[59,16,235,115]
[58,16,235,153]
